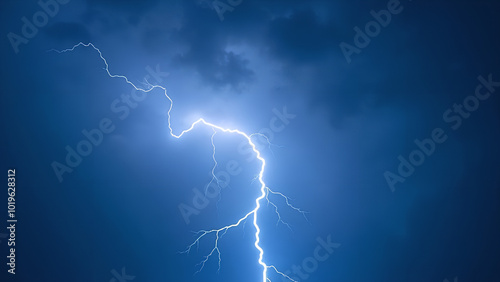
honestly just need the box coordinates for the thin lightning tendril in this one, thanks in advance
[207,129,224,214]
[206,129,221,195]
[52,42,305,282]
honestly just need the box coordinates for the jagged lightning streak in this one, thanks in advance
[52,42,305,282]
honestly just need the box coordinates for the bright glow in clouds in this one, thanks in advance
[53,43,306,282]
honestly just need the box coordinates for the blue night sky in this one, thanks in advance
[1,0,500,281]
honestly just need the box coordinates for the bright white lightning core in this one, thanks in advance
[54,42,306,282]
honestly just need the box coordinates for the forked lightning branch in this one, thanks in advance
[53,43,305,282]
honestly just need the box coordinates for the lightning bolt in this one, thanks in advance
[52,42,305,282]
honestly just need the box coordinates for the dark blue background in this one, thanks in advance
[1,0,499,281]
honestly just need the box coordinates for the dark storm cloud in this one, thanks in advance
[172,46,254,90]
[161,1,257,90]
[86,0,159,10]
[45,22,91,43]
[85,0,160,25]
[266,8,338,63]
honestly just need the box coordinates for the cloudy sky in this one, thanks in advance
[1,0,500,281]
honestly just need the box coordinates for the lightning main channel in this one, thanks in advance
[53,42,305,282]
